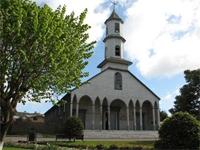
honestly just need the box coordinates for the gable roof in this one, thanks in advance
[44,93,70,115]
[70,67,160,100]
[44,67,160,115]
[107,67,160,100]
[127,70,160,100]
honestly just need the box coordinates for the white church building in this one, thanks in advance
[45,9,160,133]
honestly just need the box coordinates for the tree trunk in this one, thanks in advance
[0,119,12,150]
[0,141,3,150]
[1,96,20,150]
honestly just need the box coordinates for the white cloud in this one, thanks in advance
[123,0,200,77]
[33,0,200,78]
[35,0,111,42]
[160,89,180,114]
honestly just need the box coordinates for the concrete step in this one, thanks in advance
[84,130,158,140]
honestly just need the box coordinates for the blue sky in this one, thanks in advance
[17,0,200,114]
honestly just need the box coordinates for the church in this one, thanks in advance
[45,9,160,133]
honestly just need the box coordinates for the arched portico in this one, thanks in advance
[142,100,153,130]
[69,94,159,131]
[110,99,127,130]
[78,95,93,129]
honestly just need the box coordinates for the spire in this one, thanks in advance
[105,3,123,24]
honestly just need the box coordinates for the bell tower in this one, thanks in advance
[104,9,125,59]
[98,9,132,71]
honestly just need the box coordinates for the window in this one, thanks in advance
[115,23,120,33]
[114,72,122,90]
[115,45,120,56]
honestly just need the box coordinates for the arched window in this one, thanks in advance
[115,23,120,33]
[115,45,120,56]
[114,72,122,90]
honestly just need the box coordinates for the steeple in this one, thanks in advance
[104,9,124,24]
[97,8,132,71]
[103,9,125,59]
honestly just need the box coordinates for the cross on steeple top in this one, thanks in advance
[111,0,118,10]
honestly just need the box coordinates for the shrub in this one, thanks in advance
[96,144,105,150]
[154,112,200,149]
[108,144,119,150]
[35,144,60,150]
[64,117,84,141]
[119,146,130,150]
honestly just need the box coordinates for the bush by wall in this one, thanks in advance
[154,112,200,149]
[64,117,84,141]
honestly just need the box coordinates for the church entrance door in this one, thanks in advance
[111,110,119,130]
[110,99,126,130]
[103,111,109,130]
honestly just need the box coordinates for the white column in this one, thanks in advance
[152,107,156,130]
[92,104,95,130]
[76,102,79,117]
[108,105,110,130]
[140,107,143,130]
[127,107,130,130]
[100,105,102,130]
[70,102,73,117]
[133,106,136,130]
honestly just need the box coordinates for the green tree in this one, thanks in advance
[64,117,84,141]
[169,69,200,120]
[160,110,168,122]
[0,0,94,147]
[154,112,200,149]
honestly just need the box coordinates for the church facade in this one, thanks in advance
[45,10,160,133]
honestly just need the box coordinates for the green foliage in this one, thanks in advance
[108,144,119,150]
[170,69,200,119]
[160,110,168,122]
[4,142,35,149]
[35,144,59,150]
[64,117,84,140]
[155,112,200,149]
[1,0,94,102]
[0,0,94,142]
[96,144,105,150]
